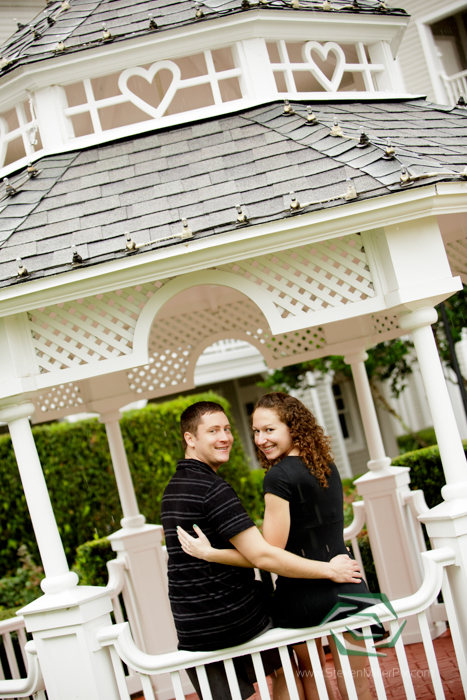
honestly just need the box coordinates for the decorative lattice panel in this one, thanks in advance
[217,234,375,321]
[447,239,467,279]
[371,313,400,334]
[28,281,166,373]
[35,383,84,413]
[127,297,326,394]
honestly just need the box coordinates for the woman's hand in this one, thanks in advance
[177,525,214,561]
[328,554,362,583]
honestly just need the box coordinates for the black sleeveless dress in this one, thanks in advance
[263,456,373,628]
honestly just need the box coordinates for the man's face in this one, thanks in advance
[184,411,233,471]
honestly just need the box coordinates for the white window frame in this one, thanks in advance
[416,0,467,105]
[332,380,366,454]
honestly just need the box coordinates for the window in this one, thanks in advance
[332,381,364,452]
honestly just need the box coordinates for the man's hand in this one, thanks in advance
[177,525,214,561]
[328,554,362,583]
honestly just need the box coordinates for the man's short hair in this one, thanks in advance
[180,401,227,450]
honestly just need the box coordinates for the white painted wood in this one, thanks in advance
[400,308,467,500]
[305,639,330,700]
[278,646,300,700]
[170,671,186,700]
[196,665,214,700]
[0,402,78,594]
[250,652,269,700]
[99,412,145,528]
[329,631,359,700]
[390,619,417,700]
[33,86,74,149]
[363,634,387,700]
[367,41,397,92]
[344,350,389,470]
[223,659,243,700]
[417,611,446,700]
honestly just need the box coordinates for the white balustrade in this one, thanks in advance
[0,639,45,699]
[0,616,28,684]
[440,69,467,106]
[96,547,463,700]
[343,500,367,585]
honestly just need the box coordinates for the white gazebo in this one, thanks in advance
[1,1,467,698]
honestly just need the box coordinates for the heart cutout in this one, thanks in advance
[302,41,345,92]
[118,61,181,119]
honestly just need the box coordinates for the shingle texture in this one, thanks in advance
[0,0,407,74]
[0,97,466,289]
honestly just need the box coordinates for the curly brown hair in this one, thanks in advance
[253,392,333,488]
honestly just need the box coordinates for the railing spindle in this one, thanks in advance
[250,651,270,700]
[170,670,186,700]
[196,664,214,700]
[305,638,330,700]
[390,619,416,700]
[417,610,445,700]
[330,631,359,700]
[141,673,156,700]
[2,633,19,680]
[223,658,243,700]
[363,634,387,700]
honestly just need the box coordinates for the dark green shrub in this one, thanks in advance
[396,428,437,455]
[0,392,260,576]
[0,546,43,610]
[73,537,114,587]
[391,441,467,509]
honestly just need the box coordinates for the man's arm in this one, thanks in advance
[178,525,254,567]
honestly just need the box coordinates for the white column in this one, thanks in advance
[100,411,192,698]
[344,351,439,642]
[99,411,145,529]
[0,402,121,700]
[0,402,78,594]
[344,350,391,472]
[399,308,467,501]
[400,308,467,650]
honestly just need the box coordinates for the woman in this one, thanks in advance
[179,392,375,700]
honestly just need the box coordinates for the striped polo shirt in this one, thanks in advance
[161,458,271,651]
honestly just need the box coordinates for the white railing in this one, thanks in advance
[343,500,367,585]
[440,69,467,106]
[401,490,448,625]
[97,546,464,700]
[0,640,45,699]
[0,615,28,684]
[105,557,144,694]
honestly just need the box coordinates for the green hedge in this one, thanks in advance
[391,441,467,509]
[396,428,437,455]
[0,392,262,577]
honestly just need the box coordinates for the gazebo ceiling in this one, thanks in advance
[1,98,467,291]
[0,0,408,76]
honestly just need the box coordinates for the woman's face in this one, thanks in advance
[252,407,299,461]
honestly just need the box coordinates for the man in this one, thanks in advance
[161,401,361,700]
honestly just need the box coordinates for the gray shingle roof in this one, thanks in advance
[0,97,466,289]
[0,0,408,74]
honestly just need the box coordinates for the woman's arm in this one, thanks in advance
[178,525,361,582]
[262,493,290,549]
[177,525,254,568]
